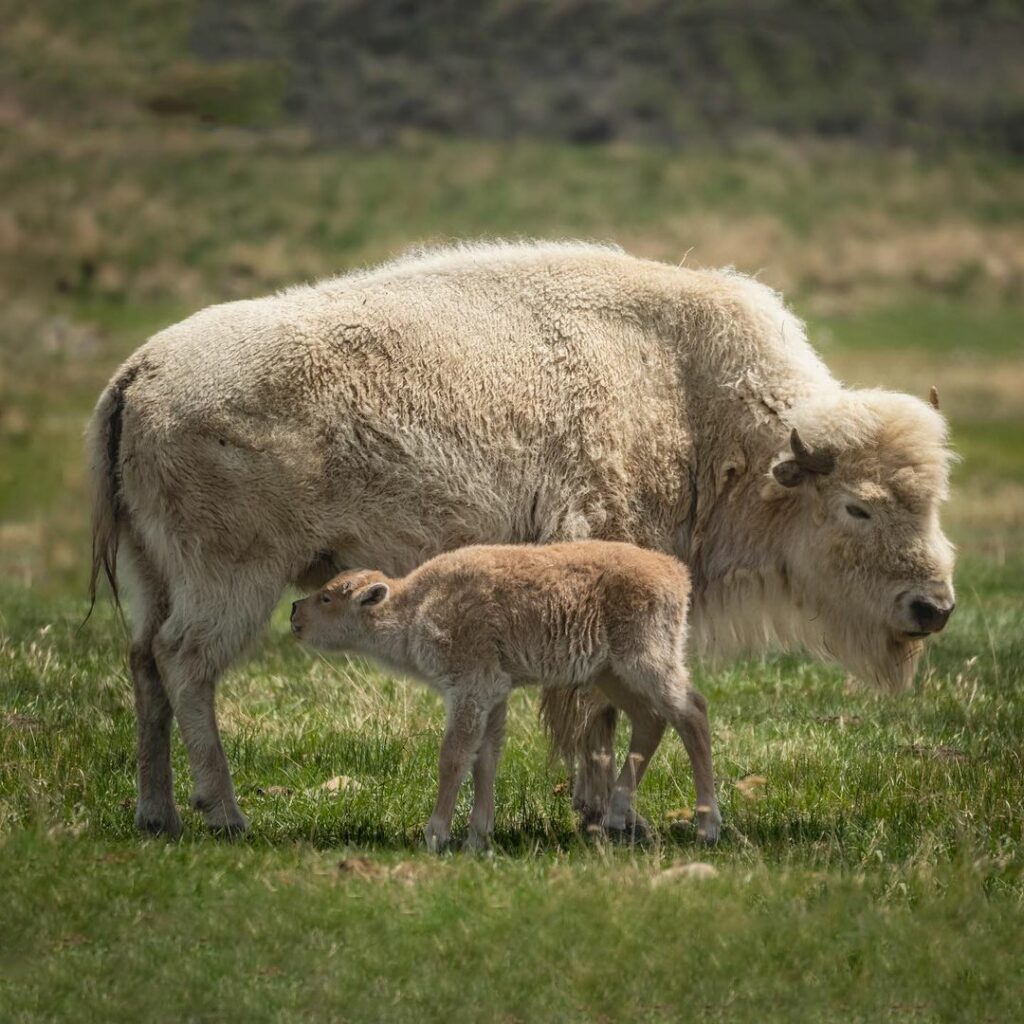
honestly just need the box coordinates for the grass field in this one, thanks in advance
[2,4,1024,1021]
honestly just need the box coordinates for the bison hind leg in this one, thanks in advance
[121,538,181,837]
[153,565,285,835]
[541,687,648,836]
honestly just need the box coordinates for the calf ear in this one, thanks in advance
[772,460,808,488]
[356,582,390,607]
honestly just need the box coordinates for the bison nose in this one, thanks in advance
[291,601,298,620]
[910,598,955,633]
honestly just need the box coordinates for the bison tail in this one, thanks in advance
[85,365,138,618]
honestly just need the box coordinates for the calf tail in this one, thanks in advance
[539,686,602,765]
[85,364,139,618]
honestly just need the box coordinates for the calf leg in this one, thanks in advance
[671,687,721,843]
[424,692,492,853]
[613,662,721,843]
[466,698,508,851]
[596,673,666,840]
[606,708,666,838]
[153,577,282,834]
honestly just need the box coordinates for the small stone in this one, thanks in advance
[320,775,362,794]
[653,862,719,886]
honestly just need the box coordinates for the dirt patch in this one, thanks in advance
[900,744,970,763]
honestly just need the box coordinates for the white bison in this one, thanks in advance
[88,241,955,837]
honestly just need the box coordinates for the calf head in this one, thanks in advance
[291,569,391,652]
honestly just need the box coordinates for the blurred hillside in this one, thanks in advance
[0,0,1022,592]
[192,0,1024,151]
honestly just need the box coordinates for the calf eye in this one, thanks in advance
[846,504,871,520]
[320,594,331,604]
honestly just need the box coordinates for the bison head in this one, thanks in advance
[767,387,955,689]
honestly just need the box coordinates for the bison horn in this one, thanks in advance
[790,428,835,475]
[929,386,940,410]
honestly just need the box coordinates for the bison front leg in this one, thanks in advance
[571,702,617,832]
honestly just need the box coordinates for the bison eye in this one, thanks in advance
[320,593,331,604]
[845,504,871,520]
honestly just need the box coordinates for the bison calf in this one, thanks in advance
[291,541,721,851]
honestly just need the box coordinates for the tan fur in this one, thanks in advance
[292,541,719,849]
[87,240,955,835]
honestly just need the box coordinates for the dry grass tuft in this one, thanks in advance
[734,774,769,801]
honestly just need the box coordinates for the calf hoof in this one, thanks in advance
[190,793,249,837]
[134,803,183,839]
[696,810,722,845]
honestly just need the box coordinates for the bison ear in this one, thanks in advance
[772,459,808,488]
[356,582,390,607]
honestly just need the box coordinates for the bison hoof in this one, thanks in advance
[210,819,249,839]
[581,807,653,843]
[577,806,607,833]
[134,804,183,839]
[604,812,654,846]
[207,810,249,837]
[624,809,653,839]
[463,828,493,855]
[423,820,450,855]
[190,792,249,836]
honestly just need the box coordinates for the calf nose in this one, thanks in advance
[290,601,298,621]
[910,598,955,633]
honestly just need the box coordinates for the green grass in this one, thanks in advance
[3,577,1021,858]
[2,836,1022,1024]
[2,545,1023,1021]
